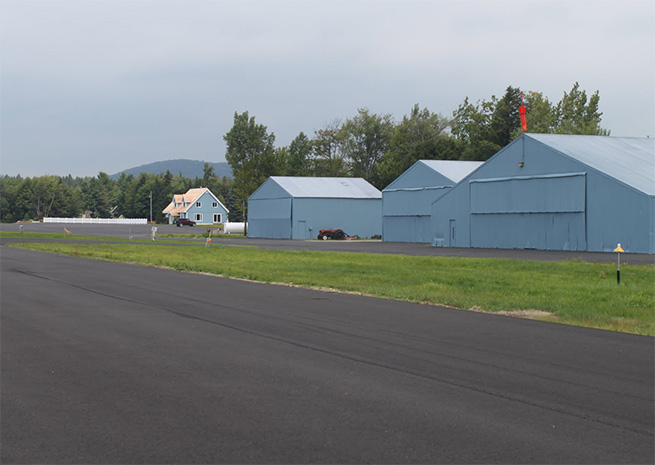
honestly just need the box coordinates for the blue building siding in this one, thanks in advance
[248,197,292,238]
[183,191,229,225]
[584,171,653,253]
[292,198,382,239]
[431,135,654,253]
[382,160,481,243]
[165,188,229,225]
[383,216,432,243]
[248,177,382,240]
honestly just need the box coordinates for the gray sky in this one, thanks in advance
[1,0,653,178]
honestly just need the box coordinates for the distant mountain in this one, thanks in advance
[110,159,232,180]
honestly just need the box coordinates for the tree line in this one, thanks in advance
[1,83,606,223]
[0,168,237,224]
[225,83,608,220]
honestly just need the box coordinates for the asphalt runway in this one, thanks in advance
[2,222,653,263]
[1,246,653,463]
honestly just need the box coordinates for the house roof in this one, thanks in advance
[268,176,381,199]
[418,160,484,183]
[527,134,655,196]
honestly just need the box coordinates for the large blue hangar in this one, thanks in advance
[382,160,483,243]
[431,134,655,253]
[248,176,382,239]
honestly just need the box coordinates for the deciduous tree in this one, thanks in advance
[311,120,349,177]
[224,111,278,223]
[342,108,394,185]
[378,104,452,188]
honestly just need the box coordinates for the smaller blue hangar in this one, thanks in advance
[382,160,483,243]
[248,176,382,239]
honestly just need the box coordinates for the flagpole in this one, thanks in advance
[519,91,526,167]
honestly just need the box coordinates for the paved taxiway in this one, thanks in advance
[1,246,653,463]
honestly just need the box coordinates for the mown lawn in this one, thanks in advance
[7,238,654,336]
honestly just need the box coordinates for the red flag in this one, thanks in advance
[519,105,527,132]
[519,91,527,132]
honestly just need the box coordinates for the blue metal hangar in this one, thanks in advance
[382,160,483,243]
[248,176,382,239]
[430,134,655,253]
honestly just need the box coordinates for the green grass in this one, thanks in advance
[0,231,134,241]
[6,239,654,336]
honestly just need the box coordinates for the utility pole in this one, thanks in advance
[149,191,153,223]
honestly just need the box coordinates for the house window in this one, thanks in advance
[212,202,218,208]
[195,213,203,222]
[196,201,202,208]
[213,213,222,224]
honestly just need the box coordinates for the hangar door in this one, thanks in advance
[469,173,586,251]
[248,197,292,238]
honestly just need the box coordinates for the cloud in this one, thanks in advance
[1,0,653,177]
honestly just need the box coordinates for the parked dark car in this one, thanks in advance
[176,218,196,227]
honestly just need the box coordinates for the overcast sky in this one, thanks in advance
[1,0,653,178]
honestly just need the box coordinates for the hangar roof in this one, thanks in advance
[419,160,484,183]
[528,134,655,196]
[267,176,381,199]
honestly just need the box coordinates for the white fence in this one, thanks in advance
[44,217,148,225]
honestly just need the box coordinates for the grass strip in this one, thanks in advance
[7,240,654,336]
[0,231,135,241]
[0,231,246,242]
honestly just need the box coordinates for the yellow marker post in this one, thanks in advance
[614,243,624,284]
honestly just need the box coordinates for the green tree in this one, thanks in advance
[488,86,522,148]
[450,96,500,160]
[80,173,114,218]
[287,132,313,176]
[114,172,135,217]
[311,120,349,177]
[15,178,36,220]
[511,91,557,138]
[202,163,215,186]
[224,111,278,224]
[342,108,394,185]
[378,104,452,188]
[201,163,226,200]
[555,82,609,135]
[273,147,290,176]
[0,176,22,222]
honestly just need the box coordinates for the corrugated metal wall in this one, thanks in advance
[469,173,587,250]
[431,136,654,253]
[383,187,451,243]
[248,197,292,238]
[382,161,455,243]
[248,177,382,240]
[292,198,382,239]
